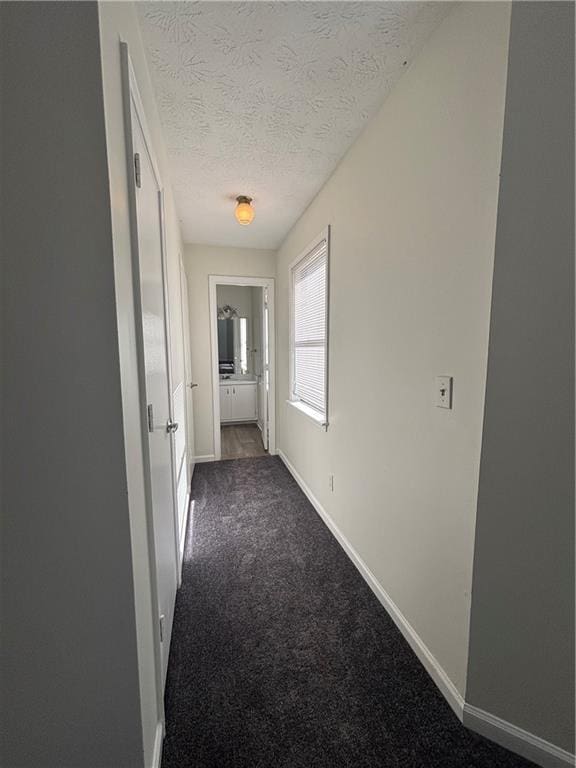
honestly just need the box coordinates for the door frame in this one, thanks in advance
[179,254,195,480]
[208,275,276,461]
[177,253,194,572]
[120,42,179,729]
[157,196,182,590]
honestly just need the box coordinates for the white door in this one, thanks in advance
[133,112,177,685]
[260,289,270,450]
[179,259,195,551]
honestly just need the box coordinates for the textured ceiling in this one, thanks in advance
[138,1,449,248]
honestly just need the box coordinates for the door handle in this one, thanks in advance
[166,420,179,433]
[188,382,198,388]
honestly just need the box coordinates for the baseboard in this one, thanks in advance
[277,449,465,721]
[151,721,163,768]
[221,419,259,425]
[464,705,575,768]
[194,454,215,463]
[278,448,574,768]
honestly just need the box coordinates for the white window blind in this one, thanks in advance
[290,234,328,421]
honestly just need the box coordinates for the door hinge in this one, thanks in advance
[147,404,154,432]
[134,152,141,188]
[159,614,165,642]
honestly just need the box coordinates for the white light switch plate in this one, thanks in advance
[435,376,453,409]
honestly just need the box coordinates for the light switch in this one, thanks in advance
[435,376,453,409]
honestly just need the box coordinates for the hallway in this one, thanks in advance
[162,458,534,768]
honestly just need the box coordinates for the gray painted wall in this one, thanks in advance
[0,3,144,765]
[467,1,575,752]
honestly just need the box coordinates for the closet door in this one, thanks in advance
[132,106,178,686]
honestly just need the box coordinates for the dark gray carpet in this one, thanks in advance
[162,456,535,768]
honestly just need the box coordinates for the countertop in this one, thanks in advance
[219,378,257,386]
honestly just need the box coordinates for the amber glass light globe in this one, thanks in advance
[235,196,254,226]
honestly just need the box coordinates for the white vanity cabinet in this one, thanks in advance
[220,381,257,423]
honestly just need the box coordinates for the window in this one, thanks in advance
[289,228,329,426]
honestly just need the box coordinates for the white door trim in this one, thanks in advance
[208,275,276,461]
[179,254,195,478]
[178,254,194,575]
[157,193,181,589]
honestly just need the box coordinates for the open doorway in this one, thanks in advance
[209,276,275,461]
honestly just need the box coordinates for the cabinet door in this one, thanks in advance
[220,386,232,422]
[230,384,257,420]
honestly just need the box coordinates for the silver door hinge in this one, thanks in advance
[147,404,154,432]
[159,614,165,642]
[134,153,141,188]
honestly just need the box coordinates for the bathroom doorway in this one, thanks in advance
[208,276,275,461]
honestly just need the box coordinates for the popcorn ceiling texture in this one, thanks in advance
[138,1,450,248]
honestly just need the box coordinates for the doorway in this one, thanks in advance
[208,276,275,461]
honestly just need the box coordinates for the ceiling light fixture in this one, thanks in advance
[235,195,254,226]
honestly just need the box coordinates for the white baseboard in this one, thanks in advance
[464,705,575,768]
[277,449,465,721]
[194,454,215,463]
[151,721,163,768]
[221,419,258,425]
[278,448,575,768]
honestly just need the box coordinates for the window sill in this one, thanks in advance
[286,399,328,430]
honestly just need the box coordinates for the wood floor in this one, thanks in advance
[221,423,267,460]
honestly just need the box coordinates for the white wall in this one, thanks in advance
[184,245,275,459]
[467,1,574,754]
[99,3,185,764]
[1,3,143,765]
[275,2,511,697]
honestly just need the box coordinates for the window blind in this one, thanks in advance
[291,237,328,419]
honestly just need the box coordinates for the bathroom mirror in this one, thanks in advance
[218,317,249,375]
